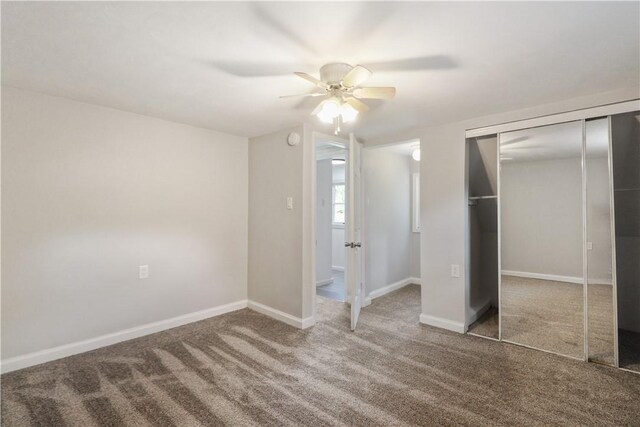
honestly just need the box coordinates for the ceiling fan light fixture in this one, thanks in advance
[340,102,358,123]
[287,63,395,134]
[316,98,341,123]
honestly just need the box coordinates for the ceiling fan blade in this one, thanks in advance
[294,72,329,89]
[342,65,372,88]
[279,92,326,99]
[365,55,457,72]
[345,97,370,113]
[353,87,396,99]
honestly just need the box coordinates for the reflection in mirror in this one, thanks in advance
[467,136,499,339]
[585,118,616,365]
[500,121,584,359]
[612,111,640,372]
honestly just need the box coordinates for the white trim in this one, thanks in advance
[332,266,344,272]
[412,172,421,233]
[582,119,589,361]
[1,299,248,374]
[316,278,334,287]
[606,114,620,367]
[419,314,466,333]
[497,132,503,341]
[247,300,315,330]
[364,277,421,306]
[501,270,584,284]
[502,270,612,285]
[466,99,640,138]
[332,182,346,226]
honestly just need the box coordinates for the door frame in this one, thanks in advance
[308,130,350,324]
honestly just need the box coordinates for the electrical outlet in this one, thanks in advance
[451,264,460,278]
[139,265,149,279]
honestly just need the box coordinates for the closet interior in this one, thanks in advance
[464,104,639,373]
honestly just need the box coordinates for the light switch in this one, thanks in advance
[587,242,593,250]
[451,264,460,278]
[139,265,149,279]
[287,196,293,210]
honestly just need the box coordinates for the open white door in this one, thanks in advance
[346,133,364,331]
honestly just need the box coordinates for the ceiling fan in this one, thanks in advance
[280,63,396,134]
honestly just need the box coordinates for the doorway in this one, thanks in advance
[362,140,422,316]
[312,131,365,331]
[315,138,347,302]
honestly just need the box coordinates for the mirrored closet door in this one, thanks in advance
[612,111,640,373]
[499,121,585,359]
[585,118,616,366]
[466,103,639,374]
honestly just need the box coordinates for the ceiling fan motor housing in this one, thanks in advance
[320,63,353,86]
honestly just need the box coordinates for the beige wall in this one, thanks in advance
[315,159,333,283]
[363,149,415,292]
[501,157,583,278]
[248,126,305,318]
[1,87,249,359]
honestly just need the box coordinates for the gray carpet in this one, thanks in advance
[501,275,586,359]
[3,285,640,426]
[471,278,617,365]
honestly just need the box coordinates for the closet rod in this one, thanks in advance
[468,195,498,200]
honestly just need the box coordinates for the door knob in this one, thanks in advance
[354,242,361,247]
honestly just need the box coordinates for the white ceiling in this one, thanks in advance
[371,140,419,156]
[2,2,638,140]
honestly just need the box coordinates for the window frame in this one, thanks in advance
[412,173,421,233]
[332,181,346,228]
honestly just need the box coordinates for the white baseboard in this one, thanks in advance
[502,270,613,285]
[502,270,583,284]
[419,314,466,333]
[316,278,334,287]
[364,277,421,306]
[467,298,492,327]
[247,300,315,330]
[331,266,344,272]
[1,299,249,374]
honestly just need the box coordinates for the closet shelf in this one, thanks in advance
[468,195,498,200]
[614,188,640,192]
